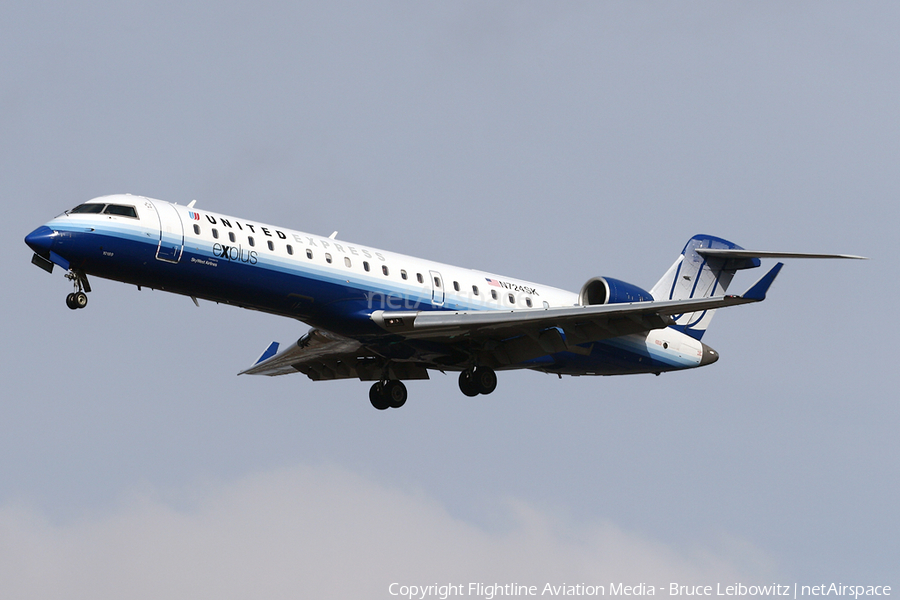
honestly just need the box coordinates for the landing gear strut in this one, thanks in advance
[369,380,408,410]
[458,367,497,397]
[64,270,91,310]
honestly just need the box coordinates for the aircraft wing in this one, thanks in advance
[239,327,430,381]
[243,263,782,378]
[239,328,364,377]
[370,263,783,344]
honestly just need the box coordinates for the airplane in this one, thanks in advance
[24,194,865,410]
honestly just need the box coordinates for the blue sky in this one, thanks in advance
[2,2,897,596]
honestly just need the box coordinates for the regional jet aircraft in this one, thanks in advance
[25,195,864,410]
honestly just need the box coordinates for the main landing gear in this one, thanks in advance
[458,367,497,397]
[368,367,499,411]
[64,270,91,310]
[369,380,408,410]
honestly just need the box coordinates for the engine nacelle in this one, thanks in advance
[578,276,653,305]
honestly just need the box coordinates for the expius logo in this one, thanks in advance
[213,242,258,264]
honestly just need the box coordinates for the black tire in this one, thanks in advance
[369,382,390,410]
[384,380,407,408]
[458,370,480,397]
[474,367,497,395]
[74,291,88,309]
[66,293,78,310]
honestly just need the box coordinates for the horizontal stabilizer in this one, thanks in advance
[697,249,867,260]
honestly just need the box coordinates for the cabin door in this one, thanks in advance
[153,202,184,263]
[429,270,445,306]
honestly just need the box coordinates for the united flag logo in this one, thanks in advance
[188,211,200,221]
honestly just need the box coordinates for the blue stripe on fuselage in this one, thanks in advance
[48,220,700,373]
[49,221,480,336]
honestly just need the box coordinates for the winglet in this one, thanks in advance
[742,262,784,301]
[255,341,279,365]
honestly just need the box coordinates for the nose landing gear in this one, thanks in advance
[64,270,91,310]
[66,291,88,309]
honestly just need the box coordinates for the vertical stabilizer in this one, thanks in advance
[650,235,760,340]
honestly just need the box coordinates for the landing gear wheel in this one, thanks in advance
[369,381,408,410]
[458,370,480,397]
[369,382,390,410]
[65,270,90,309]
[473,367,497,395]
[459,367,498,396]
[384,380,407,408]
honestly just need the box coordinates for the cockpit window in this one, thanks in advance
[70,203,106,214]
[103,204,138,218]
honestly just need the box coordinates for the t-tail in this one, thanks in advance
[650,235,866,341]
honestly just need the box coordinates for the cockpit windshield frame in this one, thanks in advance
[68,203,139,219]
[103,204,138,218]
[69,203,106,214]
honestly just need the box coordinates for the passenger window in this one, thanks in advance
[248,236,255,247]
[267,240,274,251]
[453,281,460,292]
[103,204,138,218]
[472,285,479,296]
[193,224,200,235]
[212,228,219,239]
[325,253,332,263]
[508,293,515,304]
[401,270,408,280]
[417,273,424,284]
[306,249,313,259]
[433,277,441,288]
[287,245,293,255]
[382,265,390,276]
[344,257,351,267]
[525,297,532,308]
[363,261,370,272]
[491,290,498,300]
[229,232,236,243]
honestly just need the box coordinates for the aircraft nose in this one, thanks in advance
[699,343,719,366]
[25,225,56,254]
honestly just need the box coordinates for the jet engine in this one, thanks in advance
[578,277,653,305]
